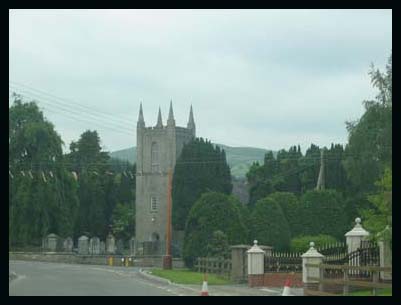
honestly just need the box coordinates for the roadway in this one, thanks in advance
[9,260,177,296]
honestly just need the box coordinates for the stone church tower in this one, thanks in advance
[135,102,195,246]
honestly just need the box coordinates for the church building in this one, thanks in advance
[135,102,196,248]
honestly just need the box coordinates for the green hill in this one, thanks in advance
[109,144,274,178]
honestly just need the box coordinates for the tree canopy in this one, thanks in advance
[9,96,136,246]
[183,192,248,267]
[172,138,232,231]
[250,197,291,250]
[9,96,79,246]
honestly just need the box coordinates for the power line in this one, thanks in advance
[9,154,352,165]
[9,81,137,125]
[8,152,371,168]
[9,88,136,136]
[9,84,391,158]
[8,86,135,130]
[9,90,136,137]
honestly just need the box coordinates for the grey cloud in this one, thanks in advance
[9,9,392,152]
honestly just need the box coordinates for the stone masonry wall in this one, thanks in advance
[248,272,303,288]
[262,272,303,288]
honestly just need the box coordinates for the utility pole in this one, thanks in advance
[163,168,173,269]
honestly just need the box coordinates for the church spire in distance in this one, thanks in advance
[316,148,325,190]
[137,102,145,128]
[167,100,175,126]
[187,105,195,126]
[156,106,163,128]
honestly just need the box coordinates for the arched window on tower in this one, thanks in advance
[151,142,159,172]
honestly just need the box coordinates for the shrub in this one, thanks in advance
[290,234,338,253]
[297,190,348,239]
[250,197,291,250]
[265,192,300,237]
[183,192,248,267]
[206,230,230,258]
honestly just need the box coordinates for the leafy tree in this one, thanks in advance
[298,190,348,240]
[248,179,273,206]
[9,96,137,247]
[172,138,232,231]
[115,163,136,207]
[343,103,392,195]
[290,234,338,253]
[111,202,135,240]
[66,130,114,239]
[66,130,110,174]
[9,96,78,246]
[361,167,392,238]
[265,192,300,238]
[274,146,302,194]
[325,144,347,190]
[298,144,321,192]
[183,192,248,267]
[343,53,392,195]
[250,197,291,250]
[206,230,230,258]
[264,151,279,179]
[369,53,392,107]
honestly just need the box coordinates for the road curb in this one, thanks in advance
[138,269,172,285]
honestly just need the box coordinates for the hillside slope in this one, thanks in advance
[109,144,273,178]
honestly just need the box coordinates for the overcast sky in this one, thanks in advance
[9,9,392,153]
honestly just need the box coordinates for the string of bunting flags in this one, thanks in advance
[8,169,135,182]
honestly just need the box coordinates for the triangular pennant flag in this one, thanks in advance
[20,170,25,177]
[71,171,78,181]
[122,171,127,177]
[41,171,47,183]
[49,171,54,178]
[92,171,99,176]
[28,170,33,179]
[9,170,14,179]
[106,171,114,176]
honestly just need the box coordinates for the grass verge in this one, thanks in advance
[149,269,232,285]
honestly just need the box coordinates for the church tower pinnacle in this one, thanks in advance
[167,100,175,127]
[156,107,163,128]
[137,102,145,128]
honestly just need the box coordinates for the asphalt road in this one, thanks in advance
[9,260,176,296]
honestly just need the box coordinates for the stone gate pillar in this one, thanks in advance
[345,217,369,253]
[378,225,392,280]
[230,245,250,283]
[247,240,265,287]
[302,242,324,292]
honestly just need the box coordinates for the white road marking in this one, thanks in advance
[260,288,281,293]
